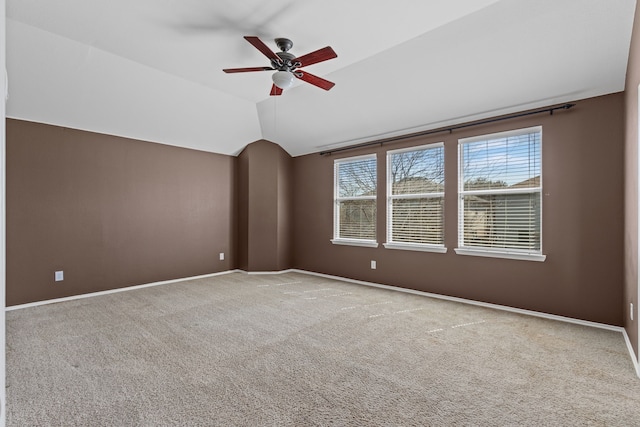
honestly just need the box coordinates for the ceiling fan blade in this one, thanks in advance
[294,46,337,67]
[270,85,283,96]
[295,71,335,91]
[244,36,281,63]
[223,67,273,73]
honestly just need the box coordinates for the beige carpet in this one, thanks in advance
[6,271,640,426]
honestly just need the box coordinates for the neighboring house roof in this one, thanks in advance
[510,176,541,189]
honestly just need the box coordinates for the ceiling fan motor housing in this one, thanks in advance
[273,51,299,71]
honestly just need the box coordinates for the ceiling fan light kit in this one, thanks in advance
[272,71,295,89]
[223,36,337,96]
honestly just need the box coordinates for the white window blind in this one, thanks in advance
[458,127,542,255]
[386,144,445,248]
[333,155,377,243]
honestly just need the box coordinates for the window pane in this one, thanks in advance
[338,158,377,198]
[462,193,540,250]
[391,197,444,244]
[339,200,376,239]
[459,128,542,255]
[391,147,444,195]
[387,145,445,247]
[462,132,540,191]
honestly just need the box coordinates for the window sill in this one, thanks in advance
[331,239,379,248]
[454,248,546,262]
[383,242,447,254]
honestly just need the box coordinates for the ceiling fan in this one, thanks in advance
[223,36,337,96]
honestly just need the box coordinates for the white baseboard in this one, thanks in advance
[238,269,296,275]
[7,267,639,378]
[5,269,242,311]
[6,266,626,333]
[623,329,640,378]
[290,269,640,377]
[291,269,623,332]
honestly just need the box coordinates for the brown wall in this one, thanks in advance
[237,140,292,272]
[4,85,630,329]
[292,94,625,326]
[237,147,249,271]
[6,119,236,306]
[277,145,293,270]
[624,2,640,359]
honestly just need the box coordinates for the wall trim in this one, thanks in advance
[5,270,242,311]
[624,328,640,378]
[239,269,296,275]
[6,267,638,378]
[292,269,640,376]
[292,269,623,332]
[637,81,640,371]
[8,266,625,332]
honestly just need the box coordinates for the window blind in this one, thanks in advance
[334,155,377,241]
[459,127,542,253]
[387,144,444,246]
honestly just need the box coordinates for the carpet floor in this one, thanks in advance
[6,271,640,426]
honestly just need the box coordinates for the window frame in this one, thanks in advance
[384,143,447,253]
[331,153,379,248]
[455,126,546,262]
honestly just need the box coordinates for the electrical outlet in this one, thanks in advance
[371,260,376,269]
[219,252,225,261]
[54,271,64,282]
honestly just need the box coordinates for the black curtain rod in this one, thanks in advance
[319,103,576,156]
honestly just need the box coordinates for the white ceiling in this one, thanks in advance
[5,0,637,157]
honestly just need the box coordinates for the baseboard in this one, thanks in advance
[6,265,625,332]
[7,267,639,378]
[622,329,640,378]
[289,269,640,377]
[238,269,296,275]
[6,269,242,311]
[291,269,623,333]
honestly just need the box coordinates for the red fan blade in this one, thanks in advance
[294,46,337,67]
[223,67,273,73]
[295,70,335,91]
[270,84,283,96]
[244,36,281,63]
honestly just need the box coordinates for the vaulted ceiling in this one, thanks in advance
[5,0,637,156]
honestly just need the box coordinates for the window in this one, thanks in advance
[332,154,378,247]
[385,143,446,253]
[456,126,545,261]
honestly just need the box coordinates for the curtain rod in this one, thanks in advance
[319,103,576,156]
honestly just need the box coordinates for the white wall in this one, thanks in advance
[1,0,7,424]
